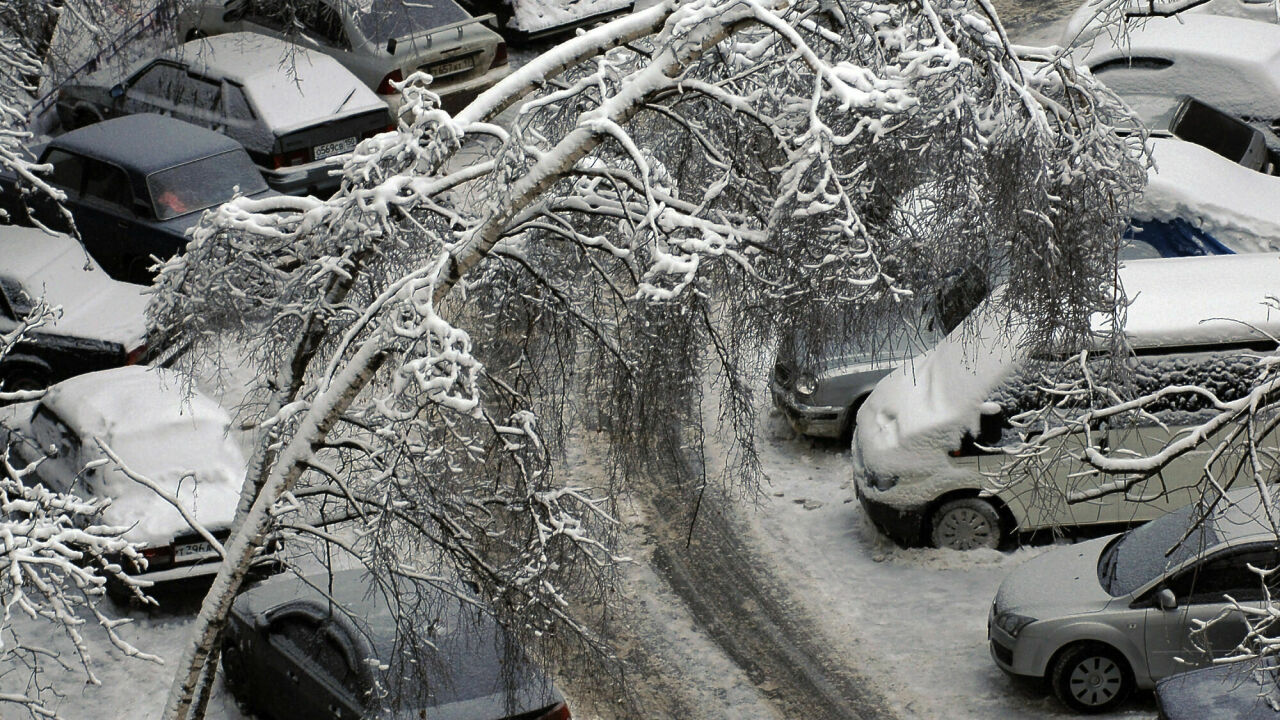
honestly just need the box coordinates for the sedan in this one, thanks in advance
[988,487,1278,713]
[177,0,510,114]
[55,33,391,196]
[3,366,266,587]
[0,113,274,284]
[0,226,148,391]
[222,569,571,720]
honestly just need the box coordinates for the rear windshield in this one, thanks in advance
[146,150,268,220]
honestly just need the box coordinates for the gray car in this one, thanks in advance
[1155,657,1280,719]
[222,569,570,720]
[56,33,391,196]
[988,488,1279,713]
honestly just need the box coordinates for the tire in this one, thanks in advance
[930,497,1001,550]
[0,364,50,393]
[71,104,103,130]
[1050,643,1133,713]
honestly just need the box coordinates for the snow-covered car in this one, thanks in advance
[989,488,1277,713]
[176,0,510,113]
[54,33,392,196]
[222,569,571,720]
[0,113,275,284]
[1155,656,1280,719]
[852,252,1280,550]
[0,226,148,391]
[1070,14,1280,137]
[1062,0,1279,47]
[5,366,258,586]
[773,136,1280,440]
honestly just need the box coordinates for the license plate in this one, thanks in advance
[428,57,473,78]
[174,541,218,563]
[314,136,357,161]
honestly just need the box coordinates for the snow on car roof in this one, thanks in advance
[169,33,385,132]
[1140,137,1280,253]
[0,227,148,346]
[1078,13,1280,69]
[51,114,242,175]
[42,366,230,440]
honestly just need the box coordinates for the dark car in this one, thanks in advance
[56,33,391,196]
[221,569,571,720]
[0,226,149,391]
[0,114,273,284]
[1156,658,1280,719]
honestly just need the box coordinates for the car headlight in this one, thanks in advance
[994,611,1037,638]
[795,373,817,397]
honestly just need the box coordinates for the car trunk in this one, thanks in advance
[270,108,391,167]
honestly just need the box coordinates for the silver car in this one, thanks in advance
[177,0,511,113]
[988,488,1279,713]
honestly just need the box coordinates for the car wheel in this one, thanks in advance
[930,497,1001,550]
[1051,643,1133,713]
[220,636,259,717]
[0,365,49,393]
[71,104,103,130]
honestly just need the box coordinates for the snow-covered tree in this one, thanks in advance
[131,0,1148,716]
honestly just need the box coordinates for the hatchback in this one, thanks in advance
[55,33,391,196]
[989,488,1280,712]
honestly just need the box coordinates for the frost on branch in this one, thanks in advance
[149,0,1145,715]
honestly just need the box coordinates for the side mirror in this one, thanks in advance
[1156,588,1177,611]
[109,83,125,99]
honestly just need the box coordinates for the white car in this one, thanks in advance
[177,0,511,113]
[1069,14,1280,136]
[6,366,252,585]
[1062,0,1279,47]
[0,227,148,391]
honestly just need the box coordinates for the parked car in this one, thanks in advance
[852,252,1280,550]
[1155,656,1280,719]
[0,114,274,284]
[989,487,1279,712]
[1070,14,1280,141]
[1160,96,1280,174]
[176,0,510,113]
[3,366,263,586]
[221,569,571,720]
[55,33,391,196]
[0,226,148,391]
[1062,0,1279,46]
[773,137,1280,441]
[458,0,633,42]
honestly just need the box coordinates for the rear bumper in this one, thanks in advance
[384,64,513,116]
[261,159,345,197]
[854,476,929,546]
[770,381,847,438]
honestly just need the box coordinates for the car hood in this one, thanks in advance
[993,535,1117,618]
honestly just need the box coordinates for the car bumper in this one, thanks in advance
[987,614,1042,679]
[384,64,514,116]
[261,160,345,197]
[854,473,929,546]
[770,381,847,438]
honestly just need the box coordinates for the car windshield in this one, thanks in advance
[1120,218,1235,260]
[1099,502,1220,596]
[146,150,267,220]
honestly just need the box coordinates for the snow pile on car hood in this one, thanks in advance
[856,254,1280,479]
[1137,138,1280,253]
[42,367,244,545]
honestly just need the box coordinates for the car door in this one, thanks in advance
[258,612,367,720]
[26,148,84,233]
[73,157,147,280]
[1144,543,1280,680]
[27,405,86,493]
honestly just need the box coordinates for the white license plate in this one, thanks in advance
[174,541,218,563]
[429,58,473,78]
[314,136,357,161]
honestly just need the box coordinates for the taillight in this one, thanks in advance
[538,703,570,720]
[491,42,508,69]
[271,149,309,169]
[141,545,174,570]
[376,68,404,95]
[125,344,147,366]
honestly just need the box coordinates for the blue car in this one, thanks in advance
[0,114,275,284]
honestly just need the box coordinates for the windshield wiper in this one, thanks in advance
[333,87,357,114]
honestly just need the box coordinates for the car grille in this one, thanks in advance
[990,638,1013,666]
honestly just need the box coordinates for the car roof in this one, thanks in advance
[1079,14,1280,69]
[0,226,89,281]
[50,114,243,175]
[40,366,230,437]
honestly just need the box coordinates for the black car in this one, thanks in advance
[0,114,274,284]
[0,226,149,391]
[222,570,571,720]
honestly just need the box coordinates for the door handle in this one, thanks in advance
[285,669,299,683]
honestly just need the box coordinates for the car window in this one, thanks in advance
[302,2,349,48]
[146,149,268,220]
[80,158,132,209]
[243,0,286,29]
[1121,219,1234,260]
[31,405,82,479]
[1166,545,1280,603]
[41,149,85,192]
[0,277,31,319]
[269,615,362,697]
[224,83,254,121]
[185,73,223,114]
[128,61,188,101]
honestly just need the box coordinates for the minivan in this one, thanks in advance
[852,253,1280,550]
